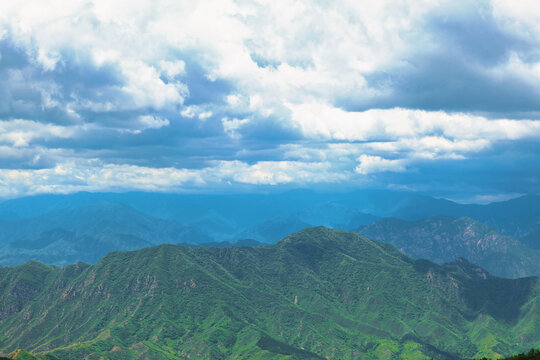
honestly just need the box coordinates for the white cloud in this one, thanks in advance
[137,115,170,131]
[120,60,188,109]
[287,103,540,142]
[198,111,212,120]
[158,59,186,79]
[0,0,540,196]
[0,159,349,198]
[214,160,348,185]
[180,105,213,121]
[1,0,539,121]
[0,119,81,147]
[0,0,455,121]
[226,94,244,107]
[180,106,196,118]
[221,117,249,139]
[355,155,408,175]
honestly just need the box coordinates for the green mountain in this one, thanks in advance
[520,230,540,250]
[179,239,264,248]
[0,227,538,360]
[356,216,540,278]
[2,191,539,246]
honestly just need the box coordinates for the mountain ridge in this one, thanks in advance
[0,227,538,359]
[356,215,540,278]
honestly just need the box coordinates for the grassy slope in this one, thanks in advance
[0,227,538,360]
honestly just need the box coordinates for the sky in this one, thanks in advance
[0,0,539,201]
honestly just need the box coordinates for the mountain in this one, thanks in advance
[356,215,540,278]
[1,190,538,236]
[344,192,540,239]
[464,194,540,238]
[179,239,264,248]
[236,202,379,243]
[0,227,538,359]
[520,230,540,250]
[0,202,211,246]
[294,202,380,229]
[0,202,214,266]
[0,190,539,265]
[235,216,313,243]
[0,229,150,266]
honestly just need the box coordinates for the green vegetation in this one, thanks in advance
[0,227,538,359]
[356,215,540,278]
[478,349,540,360]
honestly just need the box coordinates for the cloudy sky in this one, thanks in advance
[0,0,539,201]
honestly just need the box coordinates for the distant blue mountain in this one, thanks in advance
[0,190,538,266]
[0,201,214,265]
[1,190,538,236]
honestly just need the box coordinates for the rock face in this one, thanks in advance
[0,227,539,360]
[356,215,540,278]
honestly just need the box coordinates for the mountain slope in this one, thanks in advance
[0,227,538,360]
[1,190,538,240]
[0,202,211,245]
[0,229,151,266]
[520,229,540,250]
[0,202,214,266]
[356,216,540,278]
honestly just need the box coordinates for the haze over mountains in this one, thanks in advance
[1,0,540,359]
[0,227,538,360]
[356,215,540,278]
[0,190,539,274]
[0,191,538,359]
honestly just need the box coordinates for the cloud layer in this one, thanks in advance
[0,0,539,199]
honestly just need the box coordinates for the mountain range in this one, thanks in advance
[0,191,539,276]
[356,215,540,278]
[0,202,212,266]
[1,190,538,238]
[0,227,538,359]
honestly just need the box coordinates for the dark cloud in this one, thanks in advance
[0,40,126,125]
[1,3,539,200]
[366,138,540,197]
[339,5,540,116]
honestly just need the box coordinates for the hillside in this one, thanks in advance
[0,202,213,265]
[0,202,211,245]
[0,227,538,359]
[356,215,540,278]
[0,190,536,252]
[520,230,540,250]
[0,229,151,266]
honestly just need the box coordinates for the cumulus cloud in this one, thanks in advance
[0,0,539,197]
[355,155,408,175]
[0,119,82,147]
[136,115,170,132]
[0,159,349,198]
[159,60,186,79]
[221,117,249,139]
[288,104,540,142]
